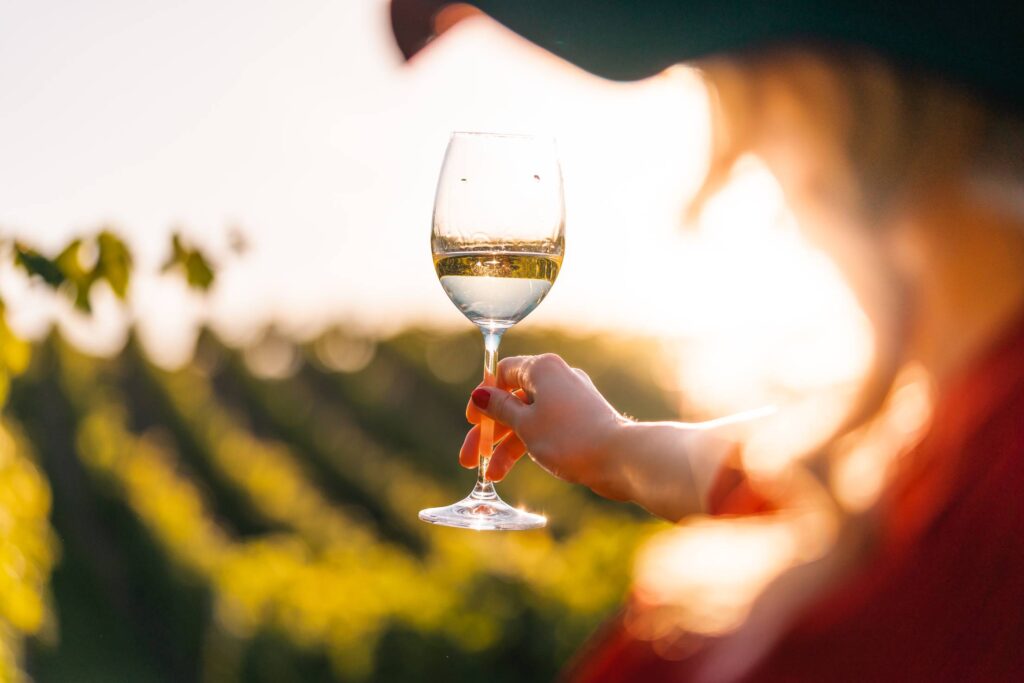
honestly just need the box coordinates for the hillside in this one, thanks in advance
[3,327,679,682]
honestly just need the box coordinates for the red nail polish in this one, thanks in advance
[471,388,490,409]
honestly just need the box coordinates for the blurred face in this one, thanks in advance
[704,54,916,419]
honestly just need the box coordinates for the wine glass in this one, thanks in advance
[418,132,565,531]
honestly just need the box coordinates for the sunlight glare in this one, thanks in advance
[631,509,836,637]
[665,157,874,424]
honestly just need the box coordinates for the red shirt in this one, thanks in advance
[568,309,1024,682]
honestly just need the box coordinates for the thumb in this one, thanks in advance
[471,387,528,429]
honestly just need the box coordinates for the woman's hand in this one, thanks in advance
[461,353,743,521]
[460,353,631,498]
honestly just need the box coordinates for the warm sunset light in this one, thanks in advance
[0,1,870,415]
[6,0,1009,681]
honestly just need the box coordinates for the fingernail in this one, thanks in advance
[471,388,490,409]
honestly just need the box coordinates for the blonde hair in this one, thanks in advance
[691,47,1024,495]
[693,47,1023,225]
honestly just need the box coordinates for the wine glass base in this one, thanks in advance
[419,492,546,531]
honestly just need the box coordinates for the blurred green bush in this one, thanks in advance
[2,326,677,683]
[0,232,679,681]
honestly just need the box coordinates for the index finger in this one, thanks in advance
[466,388,527,424]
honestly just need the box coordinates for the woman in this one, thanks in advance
[393,3,1024,680]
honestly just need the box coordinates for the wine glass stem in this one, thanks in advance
[473,329,505,499]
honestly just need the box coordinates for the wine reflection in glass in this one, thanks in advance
[418,132,565,531]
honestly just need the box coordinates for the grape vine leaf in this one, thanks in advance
[162,233,215,290]
[96,231,132,298]
[14,232,134,313]
[13,244,65,289]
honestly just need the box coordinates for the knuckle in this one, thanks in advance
[533,353,567,372]
[498,355,524,370]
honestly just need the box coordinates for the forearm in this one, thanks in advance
[593,420,738,522]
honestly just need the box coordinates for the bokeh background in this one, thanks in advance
[0,1,870,681]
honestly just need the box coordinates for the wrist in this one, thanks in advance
[585,415,637,502]
[590,420,732,521]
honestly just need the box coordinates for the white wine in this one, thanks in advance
[435,251,562,329]
[420,132,561,530]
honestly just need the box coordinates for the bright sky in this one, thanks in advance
[0,0,869,409]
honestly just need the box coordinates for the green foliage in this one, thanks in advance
[0,230,676,682]
[0,302,31,408]
[1,328,671,683]
[13,246,63,289]
[95,232,132,298]
[163,232,215,290]
[0,228,222,682]
[10,230,215,314]
[14,231,133,313]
